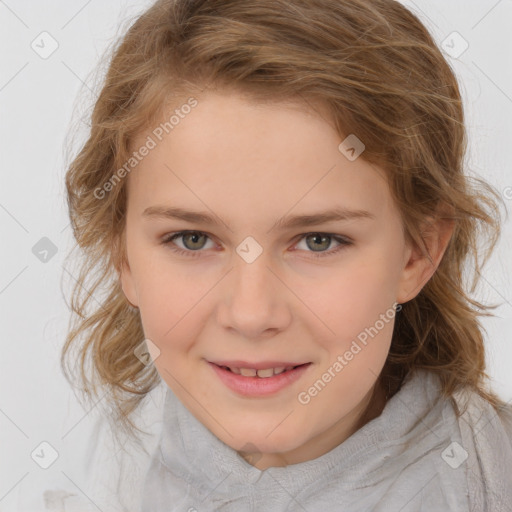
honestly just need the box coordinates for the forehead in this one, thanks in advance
[126,91,392,222]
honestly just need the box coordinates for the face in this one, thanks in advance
[119,89,422,469]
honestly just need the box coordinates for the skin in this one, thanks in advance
[119,88,453,470]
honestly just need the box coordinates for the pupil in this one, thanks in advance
[184,232,206,250]
[307,234,330,251]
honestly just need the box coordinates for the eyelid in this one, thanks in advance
[161,230,353,259]
[291,232,353,258]
[161,230,218,253]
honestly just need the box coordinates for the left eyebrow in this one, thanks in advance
[269,207,375,231]
[141,205,375,231]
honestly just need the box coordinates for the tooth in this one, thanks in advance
[234,366,295,378]
[256,368,274,378]
[240,368,257,377]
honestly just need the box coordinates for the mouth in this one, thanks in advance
[216,363,308,377]
[209,361,311,378]
[207,361,313,397]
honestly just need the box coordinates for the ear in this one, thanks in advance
[396,214,455,304]
[113,234,139,308]
[119,259,139,308]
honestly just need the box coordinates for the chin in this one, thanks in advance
[227,429,303,456]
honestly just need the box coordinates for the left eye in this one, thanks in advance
[161,231,352,258]
[294,233,347,254]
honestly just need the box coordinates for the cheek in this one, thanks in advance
[132,255,209,347]
[312,259,399,335]
[139,278,208,381]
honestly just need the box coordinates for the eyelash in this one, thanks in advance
[160,230,353,259]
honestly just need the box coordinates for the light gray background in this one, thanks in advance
[1,0,511,510]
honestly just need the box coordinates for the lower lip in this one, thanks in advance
[208,361,312,397]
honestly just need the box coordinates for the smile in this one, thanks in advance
[208,361,312,397]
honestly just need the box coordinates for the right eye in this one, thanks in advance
[161,230,216,257]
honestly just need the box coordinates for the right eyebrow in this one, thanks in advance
[142,206,223,226]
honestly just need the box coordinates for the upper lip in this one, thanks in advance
[209,360,311,370]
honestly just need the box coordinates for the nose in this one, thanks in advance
[217,253,292,340]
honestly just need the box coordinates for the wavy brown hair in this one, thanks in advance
[61,0,507,443]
